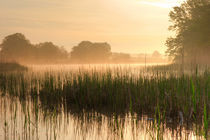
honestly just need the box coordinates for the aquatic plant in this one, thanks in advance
[0,64,209,139]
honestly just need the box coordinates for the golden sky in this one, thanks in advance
[0,0,183,54]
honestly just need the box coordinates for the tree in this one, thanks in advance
[35,42,68,62]
[165,0,210,64]
[71,41,111,63]
[0,33,32,61]
[0,33,69,63]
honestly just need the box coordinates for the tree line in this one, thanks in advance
[0,33,165,64]
[0,33,133,64]
[0,33,68,63]
[0,33,166,64]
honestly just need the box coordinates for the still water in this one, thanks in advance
[0,97,202,140]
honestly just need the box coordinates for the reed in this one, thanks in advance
[203,103,208,139]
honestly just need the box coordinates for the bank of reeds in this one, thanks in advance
[0,66,209,126]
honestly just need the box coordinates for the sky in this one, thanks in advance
[0,0,184,54]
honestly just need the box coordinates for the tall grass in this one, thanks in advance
[0,64,209,139]
[0,65,209,122]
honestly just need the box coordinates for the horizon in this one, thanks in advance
[0,34,166,55]
[0,0,184,54]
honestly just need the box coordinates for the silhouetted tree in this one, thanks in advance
[0,33,69,63]
[0,33,32,61]
[71,41,111,63]
[166,0,210,64]
[35,42,68,63]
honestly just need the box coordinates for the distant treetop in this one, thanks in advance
[0,33,68,63]
[71,41,111,63]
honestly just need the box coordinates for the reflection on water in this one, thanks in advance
[0,97,204,140]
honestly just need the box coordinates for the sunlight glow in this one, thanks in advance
[0,0,186,54]
[138,0,183,8]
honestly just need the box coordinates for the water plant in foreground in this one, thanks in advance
[0,65,209,139]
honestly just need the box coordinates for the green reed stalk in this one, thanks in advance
[203,103,208,139]
[191,79,197,120]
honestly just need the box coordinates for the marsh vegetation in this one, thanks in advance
[0,64,209,139]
